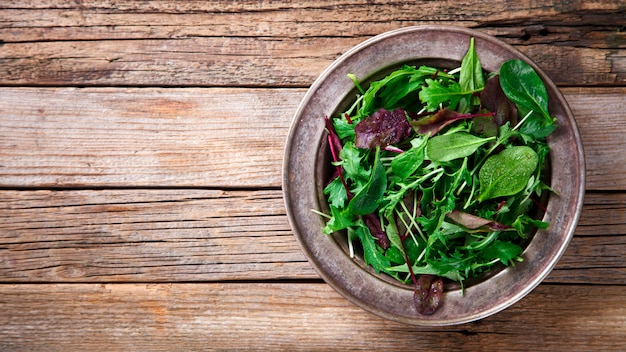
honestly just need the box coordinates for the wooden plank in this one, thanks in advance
[0,189,314,281]
[0,87,297,188]
[0,1,624,86]
[566,87,626,190]
[0,87,624,190]
[2,1,623,45]
[0,282,625,351]
[0,190,624,283]
[0,36,622,87]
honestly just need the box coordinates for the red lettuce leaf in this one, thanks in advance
[362,213,390,250]
[446,209,512,232]
[410,108,474,136]
[480,75,518,126]
[414,274,444,315]
[354,108,412,149]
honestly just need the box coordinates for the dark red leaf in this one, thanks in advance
[470,108,499,137]
[324,116,349,193]
[410,108,475,136]
[480,75,518,126]
[414,275,444,315]
[354,108,412,149]
[446,209,512,232]
[362,213,390,250]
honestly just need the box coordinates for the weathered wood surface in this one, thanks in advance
[0,190,624,284]
[1,1,625,350]
[1,283,625,351]
[0,1,624,87]
[1,87,624,190]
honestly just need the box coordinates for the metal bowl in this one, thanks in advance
[282,25,585,326]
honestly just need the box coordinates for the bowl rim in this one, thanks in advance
[282,25,585,326]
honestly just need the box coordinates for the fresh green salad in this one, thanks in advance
[318,38,557,315]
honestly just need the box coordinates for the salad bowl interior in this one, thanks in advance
[283,25,584,326]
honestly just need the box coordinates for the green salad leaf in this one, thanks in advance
[317,37,556,316]
[499,59,557,137]
[478,146,539,201]
[426,131,495,163]
[459,37,485,106]
[345,147,387,216]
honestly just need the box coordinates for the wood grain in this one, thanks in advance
[0,283,625,351]
[0,189,312,282]
[0,87,624,190]
[1,190,624,284]
[0,1,624,87]
[0,87,298,188]
[1,2,625,349]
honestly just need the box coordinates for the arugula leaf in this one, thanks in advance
[323,176,348,208]
[356,225,391,274]
[386,262,464,282]
[337,142,370,193]
[322,205,355,235]
[380,75,425,109]
[384,245,407,265]
[391,136,426,180]
[419,79,464,111]
[333,116,356,140]
[359,65,453,117]
[512,214,550,237]
[481,240,523,265]
[517,105,557,139]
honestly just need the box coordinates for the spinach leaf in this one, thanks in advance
[478,146,539,201]
[499,59,555,126]
[426,131,495,162]
[345,147,387,215]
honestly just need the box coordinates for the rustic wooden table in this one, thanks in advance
[1,1,625,350]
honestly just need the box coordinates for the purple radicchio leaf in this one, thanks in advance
[480,75,518,127]
[414,274,444,315]
[362,213,390,250]
[354,108,412,149]
[410,108,476,136]
[446,209,512,232]
[324,116,349,192]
